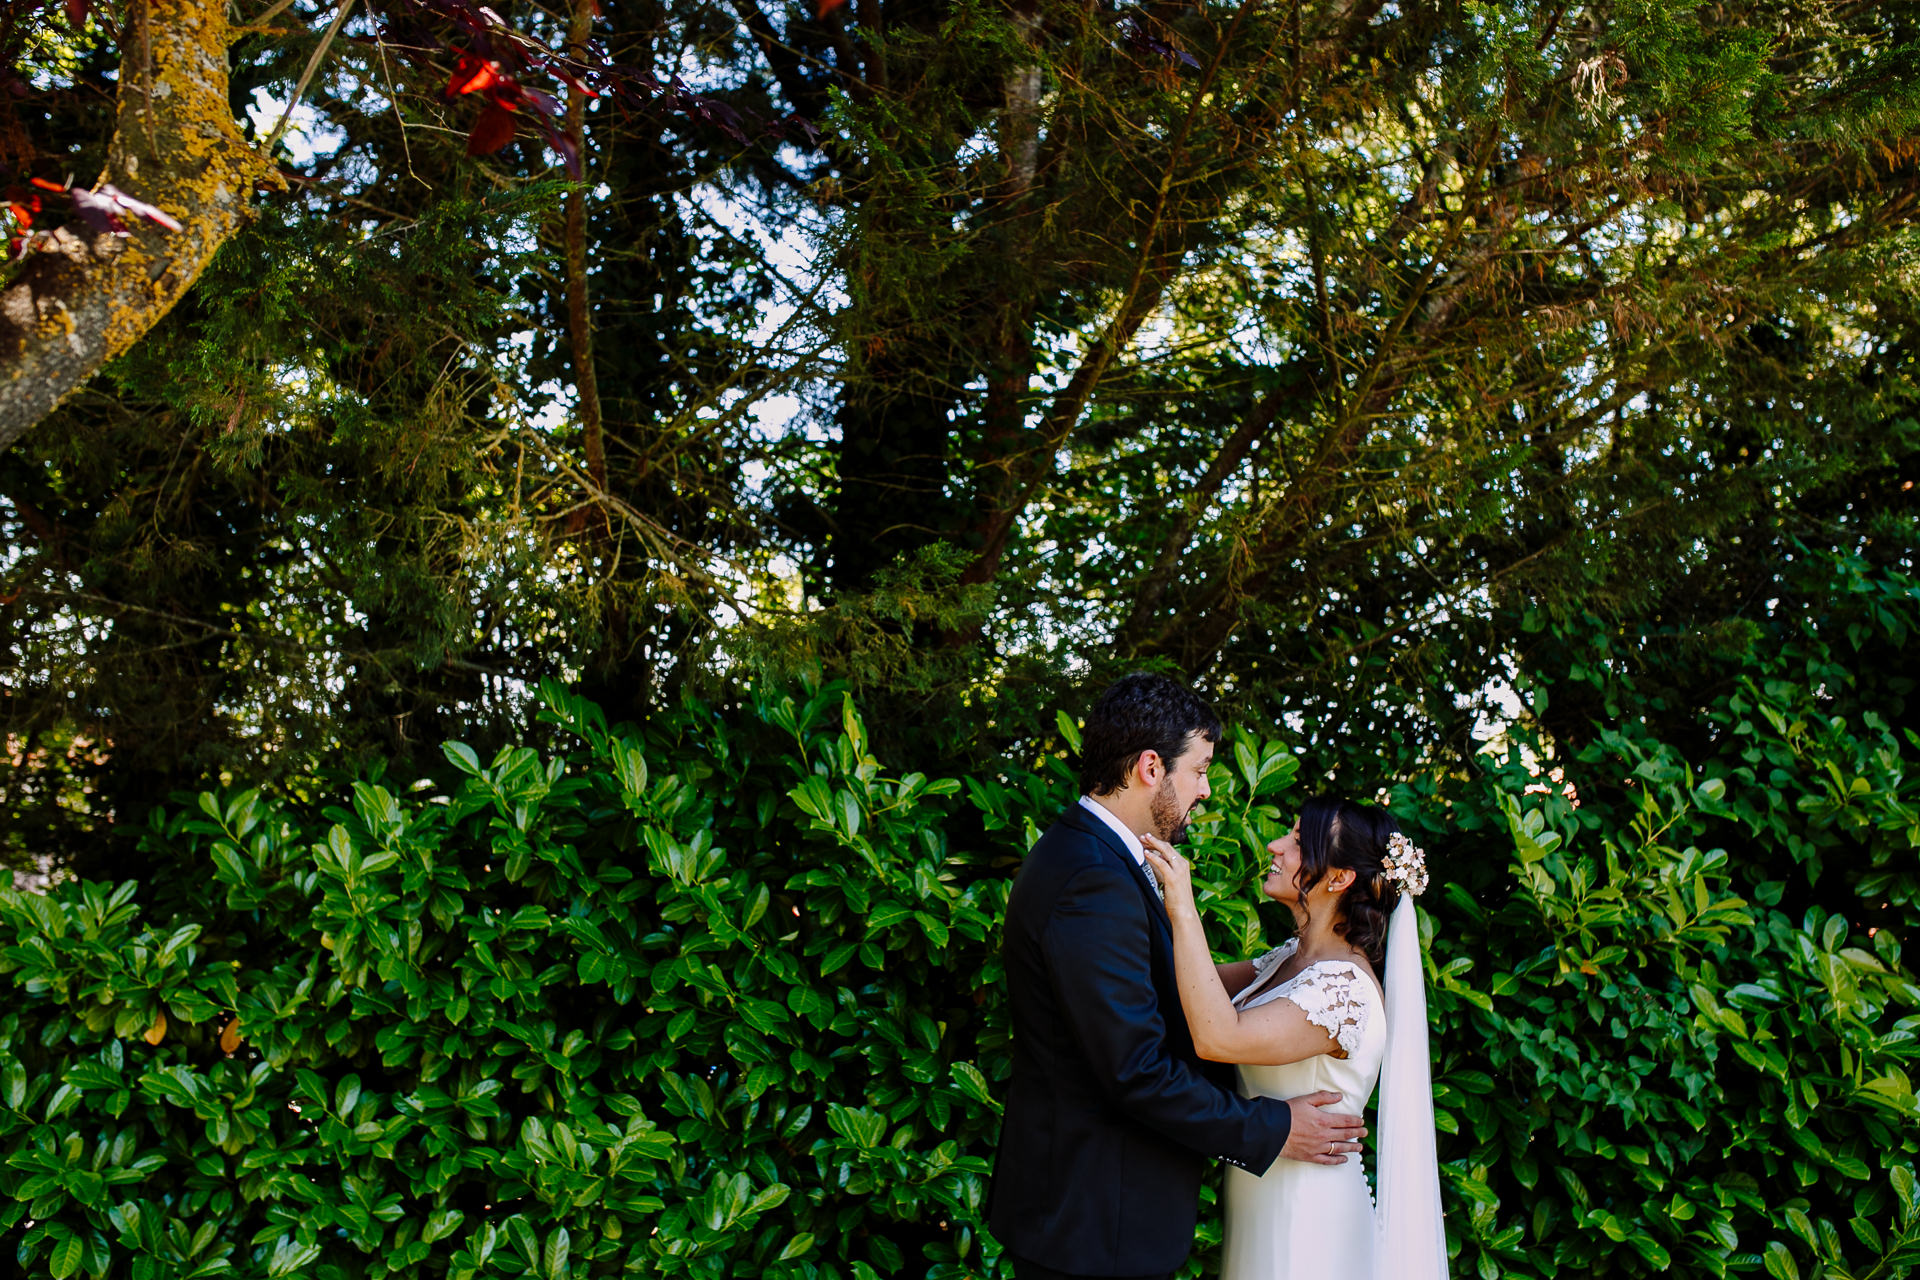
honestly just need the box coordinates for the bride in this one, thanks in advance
[1140,797,1447,1280]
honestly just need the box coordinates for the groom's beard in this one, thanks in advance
[1150,779,1192,844]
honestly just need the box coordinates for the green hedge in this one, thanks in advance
[4,664,1920,1279]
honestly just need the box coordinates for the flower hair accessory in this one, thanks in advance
[1382,831,1428,896]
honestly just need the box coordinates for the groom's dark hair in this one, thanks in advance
[1078,672,1223,796]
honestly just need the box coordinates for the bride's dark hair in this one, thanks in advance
[1293,795,1404,967]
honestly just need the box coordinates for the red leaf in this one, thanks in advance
[64,0,87,26]
[29,176,66,193]
[99,184,183,233]
[448,52,503,97]
[518,86,562,118]
[8,202,34,230]
[785,114,823,148]
[816,0,846,15]
[549,65,599,100]
[466,101,518,156]
[68,186,127,235]
[537,122,581,178]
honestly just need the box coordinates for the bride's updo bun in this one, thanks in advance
[1294,795,1405,967]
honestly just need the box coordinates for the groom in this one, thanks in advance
[988,672,1366,1280]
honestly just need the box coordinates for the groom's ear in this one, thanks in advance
[1129,749,1163,787]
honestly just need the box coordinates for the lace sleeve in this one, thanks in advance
[1281,962,1372,1059]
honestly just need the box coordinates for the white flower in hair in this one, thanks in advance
[1382,831,1428,896]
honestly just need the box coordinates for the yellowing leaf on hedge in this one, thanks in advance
[142,1012,166,1045]
[220,1019,242,1054]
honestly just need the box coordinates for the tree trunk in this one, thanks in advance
[0,0,265,451]
[564,0,604,498]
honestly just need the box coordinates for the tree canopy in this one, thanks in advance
[2,0,1917,864]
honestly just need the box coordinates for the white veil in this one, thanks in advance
[1373,892,1448,1280]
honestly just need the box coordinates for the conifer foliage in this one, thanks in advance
[3,0,1915,811]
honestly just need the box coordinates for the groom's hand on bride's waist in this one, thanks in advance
[1279,1091,1367,1165]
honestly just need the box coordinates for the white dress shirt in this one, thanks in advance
[1078,795,1146,867]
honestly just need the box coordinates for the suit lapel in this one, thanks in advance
[1058,805,1193,1059]
[1061,804,1171,937]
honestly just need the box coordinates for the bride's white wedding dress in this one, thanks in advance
[1219,939,1385,1280]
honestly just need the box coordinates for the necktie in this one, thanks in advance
[1141,857,1164,903]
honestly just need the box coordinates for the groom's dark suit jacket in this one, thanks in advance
[987,803,1293,1276]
